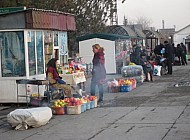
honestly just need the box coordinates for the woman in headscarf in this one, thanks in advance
[46,58,71,98]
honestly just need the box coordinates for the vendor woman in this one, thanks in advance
[46,58,72,98]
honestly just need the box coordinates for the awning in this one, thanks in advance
[76,33,141,42]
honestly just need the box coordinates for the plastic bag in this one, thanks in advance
[121,65,143,77]
[153,65,162,76]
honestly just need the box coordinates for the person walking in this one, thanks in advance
[180,43,188,65]
[176,44,184,65]
[164,41,174,75]
[172,43,176,64]
[90,44,106,103]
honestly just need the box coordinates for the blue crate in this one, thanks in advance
[86,102,91,110]
[90,100,95,109]
[81,103,86,113]
[120,85,132,92]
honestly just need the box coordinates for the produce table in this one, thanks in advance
[59,72,86,89]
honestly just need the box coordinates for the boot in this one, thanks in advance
[150,72,153,82]
[144,74,149,82]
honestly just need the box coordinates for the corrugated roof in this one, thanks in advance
[0,8,75,16]
[76,33,140,42]
[0,8,76,31]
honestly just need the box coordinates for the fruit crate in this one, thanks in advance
[90,100,95,109]
[108,86,120,93]
[67,105,81,115]
[94,99,98,108]
[52,107,65,115]
[120,85,132,92]
[131,81,137,90]
[86,102,91,110]
[81,103,87,113]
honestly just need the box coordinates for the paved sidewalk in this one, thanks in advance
[0,64,190,140]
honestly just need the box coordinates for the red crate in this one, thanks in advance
[52,107,65,115]
[108,86,120,93]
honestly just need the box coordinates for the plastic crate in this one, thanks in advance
[86,102,91,110]
[81,103,87,113]
[52,107,65,115]
[94,99,98,108]
[67,105,81,115]
[120,85,132,92]
[90,100,95,109]
[108,86,120,93]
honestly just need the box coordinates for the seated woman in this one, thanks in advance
[46,58,72,99]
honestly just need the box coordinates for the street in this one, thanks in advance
[0,65,190,140]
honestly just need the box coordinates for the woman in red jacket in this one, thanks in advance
[91,44,106,103]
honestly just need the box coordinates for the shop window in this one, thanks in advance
[36,31,44,74]
[0,31,25,77]
[28,31,36,75]
[54,32,58,46]
[44,31,53,66]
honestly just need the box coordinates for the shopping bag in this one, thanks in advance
[153,65,162,76]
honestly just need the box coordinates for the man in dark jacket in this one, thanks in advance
[164,41,174,75]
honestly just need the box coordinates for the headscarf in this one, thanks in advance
[46,58,59,79]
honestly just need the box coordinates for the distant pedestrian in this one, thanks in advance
[90,44,106,103]
[180,43,188,65]
[176,44,184,65]
[164,41,174,75]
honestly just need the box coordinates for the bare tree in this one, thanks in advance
[135,16,153,30]
[123,16,153,30]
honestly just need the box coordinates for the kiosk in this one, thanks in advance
[0,8,76,103]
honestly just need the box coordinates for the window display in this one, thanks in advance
[44,31,53,65]
[0,31,25,77]
[28,31,36,75]
[36,31,44,74]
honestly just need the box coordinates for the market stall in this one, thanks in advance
[60,72,86,85]
[77,33,140,74]
[0,8,76,103]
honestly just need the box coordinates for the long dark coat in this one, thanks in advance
[91,50,106,83]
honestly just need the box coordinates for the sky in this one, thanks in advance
[117,0,190,31]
